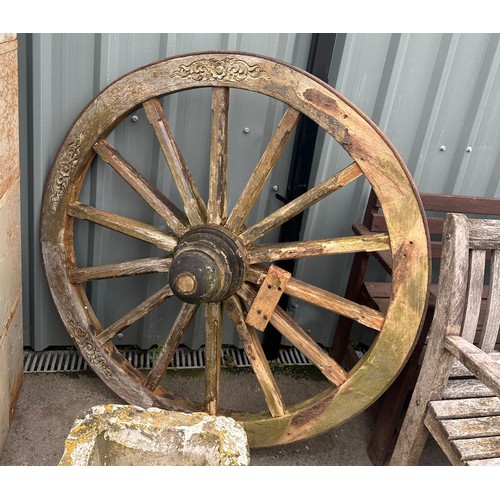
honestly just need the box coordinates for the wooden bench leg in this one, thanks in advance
[366,310,433,465]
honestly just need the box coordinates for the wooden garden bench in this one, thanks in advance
[331,189,500,465]
[390,213,500,465]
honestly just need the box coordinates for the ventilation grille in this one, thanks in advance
[23,346,312,373]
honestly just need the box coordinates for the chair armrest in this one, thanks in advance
[445,335,500,397]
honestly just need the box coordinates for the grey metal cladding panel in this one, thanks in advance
[292,33,500,347]
[27,34,99,350]
[26,32,499,351]
[24,33,312,349]
[442,35,500,197]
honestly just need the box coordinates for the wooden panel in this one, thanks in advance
[438,415,500,439]
[428,396,500,420]
[462,250,487,342]
[453,435,500,461]
[245,265,291,331]
[479,250,500,351]
[419,193,500,215]
[469,221,500,249]
[0,37,19,200]
[442,379,494,399]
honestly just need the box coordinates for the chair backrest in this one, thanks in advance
[358,190,500,279]
[437,213,500,353]
[363,190,500,257]
[390,212,500,466]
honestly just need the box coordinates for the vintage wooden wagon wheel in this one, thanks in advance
[41,52,429,447]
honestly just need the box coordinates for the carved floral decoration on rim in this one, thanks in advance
[50,132,85,210]
[171,58,266,82]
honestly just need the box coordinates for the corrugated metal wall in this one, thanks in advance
[19,33,313,350]
[292,33,500,343]
[20,33,500,351]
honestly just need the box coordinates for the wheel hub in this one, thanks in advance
[169,225,246,303]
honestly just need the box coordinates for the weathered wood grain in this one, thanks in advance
[227,107,301,233]
[428,396,500,420]
[479,250,500,352]
[453,435,500,461]
[437,415,500,440]
[442,378,494,399]
[205,302,223,415]
[207,88,229,225]
[422,413,462,466]
[468,219,500,249]
[145,302,199,390]
[69,256,171,283]
[445,336,500,396]
[461,249,486,343]
[68,202,177,252]
[390,214,470,466]
[246,267,385,331]
[451,352,500,377]
[247,233,390,264]
[239,284,347,386]
[245,265,290,331]
[143,98,207,225]
[268,307,347,386]
[239,162,362,244]
[97,284,174,344]
[94,139,187,235]
[225,295,287,417]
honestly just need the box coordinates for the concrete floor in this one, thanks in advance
[0,368,449,466]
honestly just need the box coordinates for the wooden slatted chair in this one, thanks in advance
[331,189,500,464]
[390,213,500,466]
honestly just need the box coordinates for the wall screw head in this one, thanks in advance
[466,146,472,153]
[243,127,250,134]
[272,185,280,192]
[440,145,446,151]
[131,115,139,122]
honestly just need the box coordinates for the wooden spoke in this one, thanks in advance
[238,284,347,386]
[69,257,171,283]
[94,140,187,236]
[68,202,177,252]
[226,107,301,232]
[225,295,287,417]
[248,233,391,264]
[480,250,500,352]
[97,284,174,344]
[207,88,229,224]
[205,302,223,415]
[246,267,385,331]
[145,302,199,390]
[240,161,362,245]
[143,98,207,225]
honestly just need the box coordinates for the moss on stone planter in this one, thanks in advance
[59,404,249,466]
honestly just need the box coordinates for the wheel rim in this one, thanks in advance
[41,51,430,447]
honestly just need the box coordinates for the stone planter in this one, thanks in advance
[59,404,250,466]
